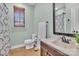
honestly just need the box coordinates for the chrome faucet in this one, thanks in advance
[61,36,71,44]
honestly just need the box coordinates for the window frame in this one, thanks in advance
[14,6,25,27]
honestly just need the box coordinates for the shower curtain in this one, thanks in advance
[0,3,10,56]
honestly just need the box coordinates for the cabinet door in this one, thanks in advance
[71,4,79,33]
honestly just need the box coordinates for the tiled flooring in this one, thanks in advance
[9,47,40,56]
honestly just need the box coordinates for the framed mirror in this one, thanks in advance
[53,3,79,36]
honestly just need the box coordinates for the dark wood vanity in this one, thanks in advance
[41,41,69,56]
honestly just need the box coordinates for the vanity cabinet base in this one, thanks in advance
[41,41,68,56]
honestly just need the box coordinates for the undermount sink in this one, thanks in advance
[51,40,76,50]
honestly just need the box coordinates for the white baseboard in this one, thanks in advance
[11,44,25,50]
[11,44,40,50]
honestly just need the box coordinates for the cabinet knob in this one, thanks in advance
[76,31,78,33]
[73,30,75,33]
[73,30,79,33]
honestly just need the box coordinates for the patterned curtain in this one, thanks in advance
[0,3,10,56]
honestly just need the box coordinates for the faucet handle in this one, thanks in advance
[61,36,66,42]
[67,39,72,44]
[66,39,70,44]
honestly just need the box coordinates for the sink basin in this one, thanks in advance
[52,41,76,49]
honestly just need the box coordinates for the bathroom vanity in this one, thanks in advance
[41,41,68,56]
[41,38,79,56]
[43,3,79,56]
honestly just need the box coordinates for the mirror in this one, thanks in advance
[53,3,79,36]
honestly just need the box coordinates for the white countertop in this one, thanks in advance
[41,39,79,56]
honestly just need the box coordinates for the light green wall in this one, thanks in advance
[6,3,34,46]
[6,3,53,47]
[33,3,53,38]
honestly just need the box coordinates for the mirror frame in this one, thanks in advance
[53,3,74,36]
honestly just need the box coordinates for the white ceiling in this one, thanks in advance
[25,3,36,6]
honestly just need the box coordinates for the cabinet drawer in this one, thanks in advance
[47,46,65,56]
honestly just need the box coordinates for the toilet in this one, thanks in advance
[24,34,37,49]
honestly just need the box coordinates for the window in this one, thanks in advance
[14,6,25,27]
